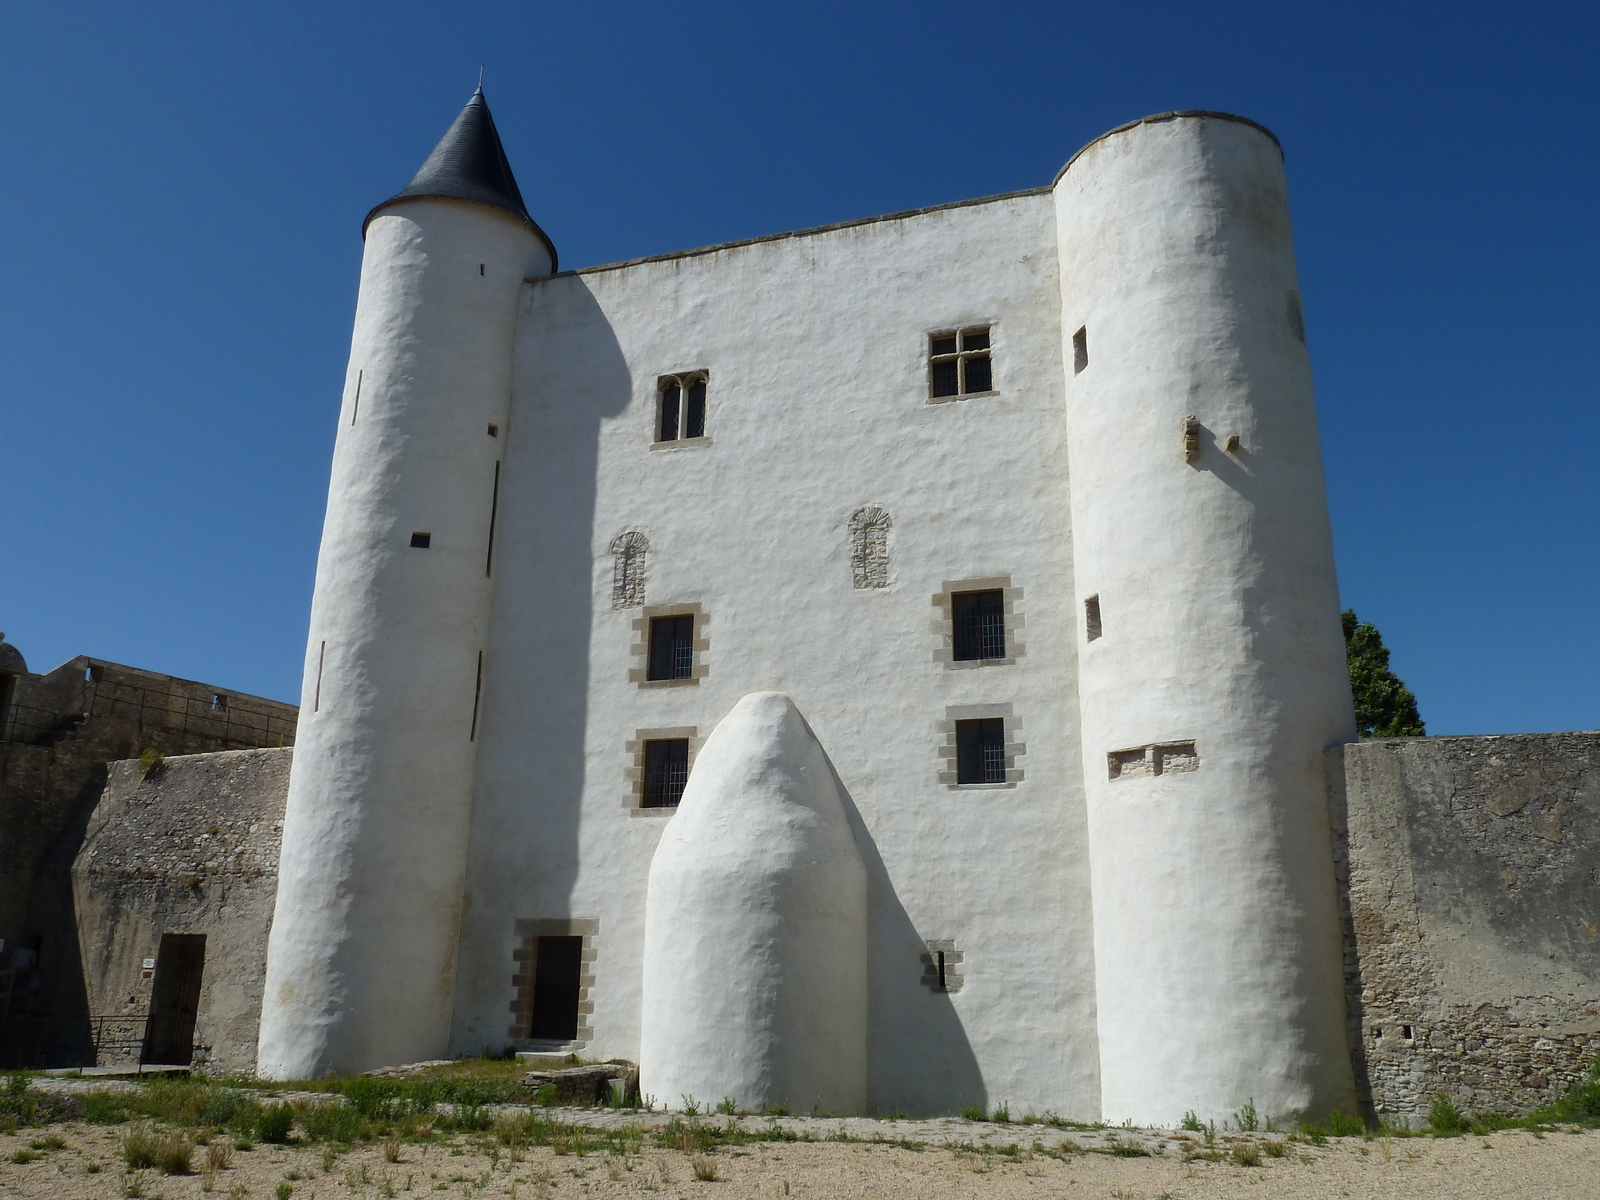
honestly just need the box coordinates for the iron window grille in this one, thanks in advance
[658,373,708,443]
[929,327,992,398]
[647,614,696,681]
[642,738,690,808]
[951,589,1006,661]
[956,717,1007,784]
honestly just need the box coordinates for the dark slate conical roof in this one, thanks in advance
[365,88,557,269]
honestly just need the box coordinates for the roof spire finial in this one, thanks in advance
[477,64,484,90]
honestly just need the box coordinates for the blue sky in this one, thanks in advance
[2,1,1596,733]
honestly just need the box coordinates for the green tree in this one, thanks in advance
[1342,609,1425,738]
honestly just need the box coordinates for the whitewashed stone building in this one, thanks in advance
[257,91,1361,1125]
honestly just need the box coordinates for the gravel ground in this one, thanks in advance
[2,1117,1598,1199]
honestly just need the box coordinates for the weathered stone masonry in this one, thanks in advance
[71,748,291,1074]
[1337,733,1600,1120]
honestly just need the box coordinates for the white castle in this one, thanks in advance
[258,90,1360,1125]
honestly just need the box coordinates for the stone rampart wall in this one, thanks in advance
[71,747,291,1073]
[0,654,296,1067]
[1337,734,1600,1119]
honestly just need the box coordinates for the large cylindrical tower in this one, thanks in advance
[258,90,555,1077]
[1055,113,1357,1125]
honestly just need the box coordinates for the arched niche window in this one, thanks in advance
[656,373,708,444]
[849,506,892,590]
[609,531,649,610]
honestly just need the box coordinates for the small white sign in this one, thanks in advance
[142,958,156,970]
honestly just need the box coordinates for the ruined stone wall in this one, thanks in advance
[71,748,291,1073]
[1337,734,1600,1120]
[0,651,295,1067]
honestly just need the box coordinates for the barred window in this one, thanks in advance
[643,738,690,808]
[929,327,992,398]
[956,718,1007,784]
[951,589,1005,661]
[658,373,708,443]
[647,614,695,681]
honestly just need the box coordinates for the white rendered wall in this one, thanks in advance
[449,192,1101,1117]
[640,692,867,1114]
[1055,115,1358,1124]
[258,198,550,1078]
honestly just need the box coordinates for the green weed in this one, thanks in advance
[257,1104,294,1144]
[1233,1098,1258,1132]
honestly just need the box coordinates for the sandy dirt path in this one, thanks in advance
[3,1122,1599,1200]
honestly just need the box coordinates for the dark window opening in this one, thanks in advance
[658,380,680,441]
[643,738,690,808]
[470,651,483,742]
[956,718,1007,784]
[1085,595,1102,642]
[210,694,228,712]
[935,951,947,989]
[410,532,431,549]
[647,615,695,681]
[929,327,993,398]
[486,462,501,576]
[1402,1025,1414,1041]
[684,378,706,439]
[528,936,583,1041]
[479,263,485,276]
[145,934,206,1066]
[657,373,709,443]
[487,423,499,437]
[952,589,1006,661]
[1073,326,1088,374]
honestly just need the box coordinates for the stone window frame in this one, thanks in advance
[937,703,1025,789]
[624,726,704,817]
[508,917,599,1048]
[650,371,712,451]
[919,940,965,994]
[926,325,997,403]
[931,577,1025,668]
[629,603,710,688]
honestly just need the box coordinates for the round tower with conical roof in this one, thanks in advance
[258,89,555,1078]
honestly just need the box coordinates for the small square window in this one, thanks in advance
[956,718,1007,784]
[647,614,695,681]
[410,532,431,549]
[929,327,993,399]
[657,373,709,444]
[642,738,690,808]
[951,589,1006,661]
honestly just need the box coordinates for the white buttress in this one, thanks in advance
[640,692,869,1115]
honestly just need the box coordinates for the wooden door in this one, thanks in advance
[144,934,205,1065]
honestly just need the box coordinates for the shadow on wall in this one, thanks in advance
[823,757,986,1116]
[449,274,633,1054]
